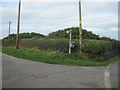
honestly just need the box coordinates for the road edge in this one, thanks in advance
[104,62,112,89]
[104,61,117,89]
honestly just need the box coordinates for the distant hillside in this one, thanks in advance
[47,27,114,41]
[3,27,114,41]
[47,27,100,40]
[4,32,45,39]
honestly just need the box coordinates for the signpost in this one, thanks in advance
[67,30,72,54]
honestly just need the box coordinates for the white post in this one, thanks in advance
[69,30,72,54]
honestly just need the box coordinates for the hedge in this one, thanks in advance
[2,38,119,61]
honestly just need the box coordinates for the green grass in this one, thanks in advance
[2,46,119,66]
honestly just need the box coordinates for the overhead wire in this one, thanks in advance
[0,1,117,25]
[0,15,117,25]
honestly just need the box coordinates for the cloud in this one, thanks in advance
[85,27,118,39]
[0,0,119,2]
[83,16,118,28]
[2,5,18,23]
[82,2,118,18]
[21,2,78,21]
[110,27,118,31]
[0,4,2,39]
[1,1,118,40]
[83,0,119,2]
[82,15,118,39]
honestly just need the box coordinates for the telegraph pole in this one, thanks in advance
[8,21,11,37]
[16,0,21,49]
[79,0,82,53]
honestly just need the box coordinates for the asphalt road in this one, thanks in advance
[2,53,119,88]
[110,60,119,88]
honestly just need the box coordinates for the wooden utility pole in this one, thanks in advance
[79,0,82,52]
[16,0,21,49]
[8,21,11,36]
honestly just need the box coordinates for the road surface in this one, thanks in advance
[2,53,119,88]
[110,60,119,88]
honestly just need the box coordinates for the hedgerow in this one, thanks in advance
[2,38,119,61]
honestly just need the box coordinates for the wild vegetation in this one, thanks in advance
[2,27,119,65]
[4,27,114,41]
[47,27,115,41]
[4,32,45,39]
[2,46,118,66]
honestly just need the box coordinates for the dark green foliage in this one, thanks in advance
[19,32,45,39]
[81,40,112,59]
[100,40,120,61]
[2,27,120,62]
[2,39,16,46]
[4,32,45,39]
[2,38,120,61]
[100,37,116,41]
[48,27,100,40]
[3,27,114,42]
[20,39,69,53]
[2,38,80,53]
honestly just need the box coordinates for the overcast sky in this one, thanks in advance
[0,0,119,40]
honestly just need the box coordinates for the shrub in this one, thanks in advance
[82,39,112,58]
[2,38,119,61]
[2,39,16,46]
[19,39,70,53]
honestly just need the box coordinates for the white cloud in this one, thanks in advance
[110,27,118,31]
[85,27,118,39]
[0,0,119,2]
[82,16,118,29]
[2,6,18,23]
[85,28,104,33]
[1,1,118,40]
[82,2,118,18]
[21,2,78,20]
[0,6,2,39]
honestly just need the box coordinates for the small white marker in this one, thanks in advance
[105,72,110,77]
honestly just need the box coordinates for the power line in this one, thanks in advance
[0,15,117,24]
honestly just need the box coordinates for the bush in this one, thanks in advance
[4,33,45,39]
[82,39,112,58]
[2,39,16,46]
[19,39,80,53]
[19,39,70,53]
[2,38,119,61]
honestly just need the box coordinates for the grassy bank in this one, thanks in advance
[2,46,118,66]
[3,38,116,61]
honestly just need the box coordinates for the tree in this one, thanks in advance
[48,27,100,40]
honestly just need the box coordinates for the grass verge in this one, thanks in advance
[2,46,119,66]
